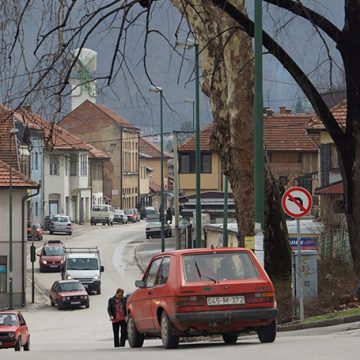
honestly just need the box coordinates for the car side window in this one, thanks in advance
[51,282,58,291]
[155,257,171,286]
[144,258,162,288]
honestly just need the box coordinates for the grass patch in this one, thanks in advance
[303,307,360,324]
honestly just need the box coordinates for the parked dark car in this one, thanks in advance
[26,222,44,241]
[140,206,157,219]
[38,240,65,272]
[0,311,30,351]
[49,280,89,310]
[126,248,278,349]
[113,209,128,224]
[145,217,172,239]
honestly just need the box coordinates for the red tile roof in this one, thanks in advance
[0,160,38,188]
[0,106,20,170]
[179,114,317,152]
[315,181,343,195]
[307,100,347,130]
[139,137,171,159]
[178,123,213,151]
[60,100,138,130]
[264,113,317,151]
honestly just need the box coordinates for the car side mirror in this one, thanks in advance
[100,265,104,272]
[135,280,145,288]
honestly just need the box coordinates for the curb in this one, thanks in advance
[278,314,360,331]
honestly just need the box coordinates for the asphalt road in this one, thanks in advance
[3,222,359,359]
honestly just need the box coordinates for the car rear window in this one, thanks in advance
[183,252,259,282]
[53,216,70,222]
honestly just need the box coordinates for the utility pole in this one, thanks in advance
[173,131,181,249]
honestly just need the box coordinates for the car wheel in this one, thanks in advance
[257,319,277,343]
[49,231,53,235]
[127,314,144,348]
[23,337,30,351]
[57,302,64,310]
[50,297,55,306]
[97,287,101,295]
[222,333,238,344]
[14,338,21,351]
[69,232,72,235]
[160,312,179,349]
[86,302,90,309]
[146,235,150,239]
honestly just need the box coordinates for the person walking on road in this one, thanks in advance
[107,288,127,348]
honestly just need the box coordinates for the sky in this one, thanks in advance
[0,1,345,137]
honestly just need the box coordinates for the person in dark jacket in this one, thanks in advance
[107,288,127,347]
[166,207,173,224]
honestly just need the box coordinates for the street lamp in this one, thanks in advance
[9,127,19,309]
[176,39,202,248]
[185,98,195,132]
[149,85,165,252]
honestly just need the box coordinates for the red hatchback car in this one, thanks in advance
[0,311,30,351]
[126,248,278,349]
[38,240,66,272]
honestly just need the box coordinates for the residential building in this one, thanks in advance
[0,105,40,309]
[60,100,140,209]
[139,137,171,212]
[11,107,108,224]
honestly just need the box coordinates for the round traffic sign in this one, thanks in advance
[281,187,312,218]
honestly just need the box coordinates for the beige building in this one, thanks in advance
[60,100,140,209]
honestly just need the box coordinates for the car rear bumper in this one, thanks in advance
[171,308,278,323]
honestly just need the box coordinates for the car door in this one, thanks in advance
[17,313,28,345]
[50,281,59,304]
[133,258,162,332]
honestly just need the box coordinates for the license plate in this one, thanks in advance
[49,265,58,268]
[70,301,81,305]
[207,296,245,306]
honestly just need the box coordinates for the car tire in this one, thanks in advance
[222,333,238,344]
[69,232,72,235]
[257,319,277,343]
[57,302,64,310]
[127,314,144,348]
[49,231,53,235]
[97,287,101,295]
[146,235,150,239]
[50,297,55,306]
[86,302,90,309]
[23,337,30,351]
[14,338,21,351]
[160,312,179,349]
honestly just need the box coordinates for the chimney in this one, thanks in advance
[279,106,286,114]
[263,107,274,116]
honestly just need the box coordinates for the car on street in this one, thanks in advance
[49,279,89,310]
[124,208,140,223]
[145,217,172,239]
[27,221,43,241]
[44,215,54,231]
[140,206,158,219]
[126,248,278,349]
[49,215,72,235]
[0,310,30,351]
[113,209,128,224]
[38,240,66,272]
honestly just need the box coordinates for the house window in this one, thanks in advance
[179,152,212,174]
[80,154,88,176]
[49,154,59,175]
[0,256,7,293]
[330,144,340,170]
[279,176,288,185]
[201,153,212,173]
[34,152,38,170]
[70,154,78,176]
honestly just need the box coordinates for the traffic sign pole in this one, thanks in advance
[282,187,312,323]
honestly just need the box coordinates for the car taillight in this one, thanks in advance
[175,296,206,307]
[245,292,275,304]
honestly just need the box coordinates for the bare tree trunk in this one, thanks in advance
[171,0,254,244]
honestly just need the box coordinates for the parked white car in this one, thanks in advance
[49,215,72,235]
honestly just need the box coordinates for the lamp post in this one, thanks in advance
[9,127,19,309]
[149,85,165,252]
[176,39,201,248]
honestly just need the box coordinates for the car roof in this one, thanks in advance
[56,279,81,284]
[66,253,97,258]
[0,310,21,315]
[155,247,253,257]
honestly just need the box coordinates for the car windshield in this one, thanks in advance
[183,252,259,282]
[58,282,85,292]
[0,313,18,326]
[43,246,64,256]
[53,216,70,222]
[67,258,98,270]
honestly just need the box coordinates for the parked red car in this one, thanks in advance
[126,248,278,349]
[27,221,43,241]
[0,311,30,351]
[49,279,89,310]
[38,240,66,272]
